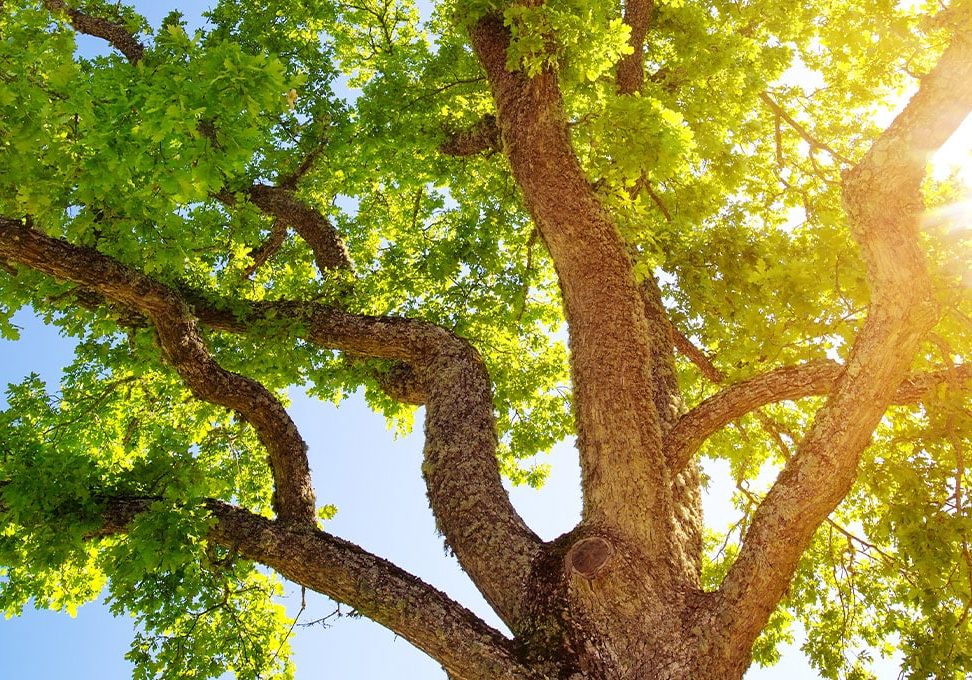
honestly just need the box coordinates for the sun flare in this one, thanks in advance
[922,113,972,246]
[931,113,972,189]
[922,112,972,287]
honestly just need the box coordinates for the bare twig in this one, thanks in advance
[759,92,852,165]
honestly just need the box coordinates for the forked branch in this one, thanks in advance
[217,186,352,273]
[0,215,540,629]
[471,13,671,555]
[0,217,316,525]
[759,92,851,164]
[715,18,972,663]
[195,297,544,627]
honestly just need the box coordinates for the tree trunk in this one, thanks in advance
[495,527,744,680]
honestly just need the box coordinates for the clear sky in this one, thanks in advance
[3,0,957,677]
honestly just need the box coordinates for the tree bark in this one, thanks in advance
[471,13,682,572]
[5,3,972,680]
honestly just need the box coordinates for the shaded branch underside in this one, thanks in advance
[42,0,145,63]
[216,185,352,273]
[98,497,537,680]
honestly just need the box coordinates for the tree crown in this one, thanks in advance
[1,0,971,678]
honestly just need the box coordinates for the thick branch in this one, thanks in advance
[0,217,316,526]
[638,273,704,583]
[197,298,544,626]
[715,20,972,667]
[42,0,144,64]
[218,185,352,273]
[0,218,540,627]
[616,0,655,95]
[99,498,538,680]
[374,361,427,405]
[668,360,838,469]
[440,115,501,157]
[666,361,972,470]
[471,14,673,556]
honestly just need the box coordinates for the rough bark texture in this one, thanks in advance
[5,4,972,680]
[615,0,654,95]
[0,218,317,526]
[667,360,972,470]
[217,185,352,273]
[440,115,502,156]
[471,14,679,566]
[42,0,145,63]
[98,497,540,680]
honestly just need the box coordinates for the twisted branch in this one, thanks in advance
[0,215,541,629]
[0,217,316,525]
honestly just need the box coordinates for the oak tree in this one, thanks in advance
[1,0,971,677]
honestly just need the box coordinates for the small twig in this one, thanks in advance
[278,143,328,190]
[513,228,539,323]
[409,186,424,232]
[773,110,784,168]
[242,222,288,277]
[265,587,307,673]
[759,92,852,165]
[298,603,346,628]
[404,76,486,110]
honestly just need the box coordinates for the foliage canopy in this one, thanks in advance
[0,0,971,678]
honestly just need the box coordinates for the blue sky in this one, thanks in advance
[0,1,916,678]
